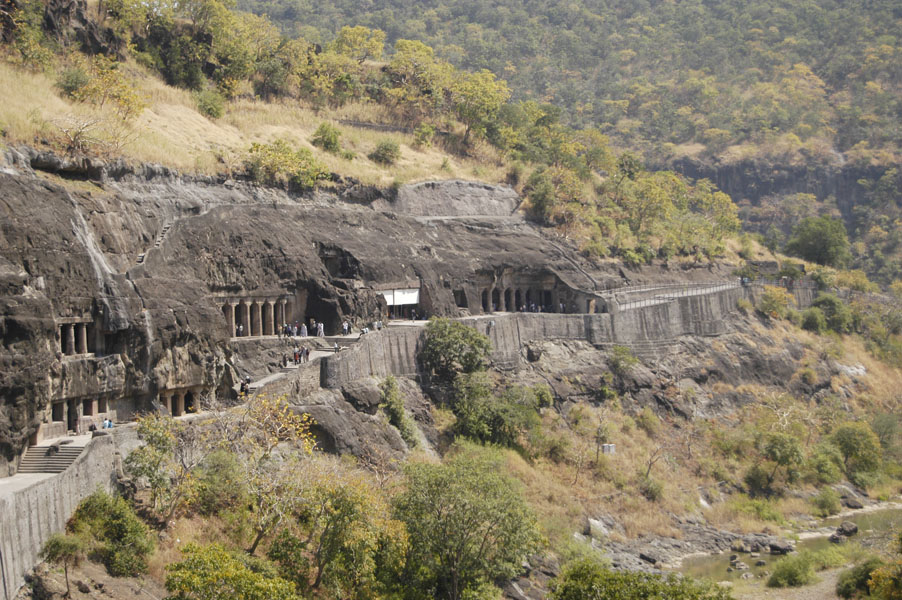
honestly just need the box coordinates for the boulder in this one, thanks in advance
[842,496,865,509]
[837,521,859,537]
[769,540,794,555]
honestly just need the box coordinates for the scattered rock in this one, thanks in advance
[755,560,767,567]
[76,579,91,593]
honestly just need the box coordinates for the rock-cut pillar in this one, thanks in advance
[241,301,251,336]
[64,324,76,355]
[75,323,88,354]
[263,301,274,336]
[252,301,263,337]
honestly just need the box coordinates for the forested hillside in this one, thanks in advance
[239,0,902,166]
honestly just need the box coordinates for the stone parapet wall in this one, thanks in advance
[320,284,746,388]
[0,428,139,600]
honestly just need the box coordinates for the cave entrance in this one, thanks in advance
[492,289,501,312]
[52,402,64,422]
[481,289,490,313]
[504,289,511,312]
[67,399,78,432]
[184,390,196,414]
[515,289,522,310]
[543,290,553,309]
[454,289,468,308]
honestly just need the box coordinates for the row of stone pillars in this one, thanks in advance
[59,322,90,355]
[480,287,557,313]
[159,387,201,417]
[222,298,288,338]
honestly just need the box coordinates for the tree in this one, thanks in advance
[785,216,851,267]
[269,470,408,599]
[450,372,540,448]
[832,421,882,484]
[165,543,300,600]
[757,285,796,319]
[41,533,87,597]
[550,557,733,600]
[394,444,541,600]
[124,413,209,521]
[419,317,492,382]
[451,69,511,144]
[760,432,804,490]
[330,25,385,63]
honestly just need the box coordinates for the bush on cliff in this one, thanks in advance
[419,317,491,382]
[68,490,154,577]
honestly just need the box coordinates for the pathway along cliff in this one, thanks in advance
[2,146,899,600]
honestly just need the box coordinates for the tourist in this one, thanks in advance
[304,347,310,362]
[317,322,324,337]
[237,324,243,337]
[342,321,349,335]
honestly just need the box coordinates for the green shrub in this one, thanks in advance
[637,473,663,502]
[195,89,225,119]
[57,67,91,99]
[369,139,400,165]
[730,494,784,524]
[609,345,638,377]
[811,487,841,517]
[808,444,844,484]
[380,375,418,447]
[758,285,796,319]
[311,122,342,153]
[534,384,554,408]
[246,139,330,189]
[193,450,246,516]
[802,307,827,333]
[69,490,154,576]
[836,556,885,599]
[413,123,435,148]
[550,557,733,600]
[635,407,660,436]
[767,552,815,587]
[812,294,854,333]
[736,297,754,315]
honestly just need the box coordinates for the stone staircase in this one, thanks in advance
[136,223,173,265]
[17,444,84,474]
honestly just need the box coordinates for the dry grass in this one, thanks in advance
[0,57,509,185]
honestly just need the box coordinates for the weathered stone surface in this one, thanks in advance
[838,521,859,536]
[383,180,520,217]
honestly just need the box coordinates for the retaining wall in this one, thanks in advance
[320,285,746,388]
[0,428,139,600]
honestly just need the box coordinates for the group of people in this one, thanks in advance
[279,320,325,339]
[287,346,311,366]
[239,375,252,395]
[88,418,114,431]
[516,302,567,313]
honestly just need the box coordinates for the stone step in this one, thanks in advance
[17,445,84,473]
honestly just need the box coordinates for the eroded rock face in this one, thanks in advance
[2,147,659,473]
